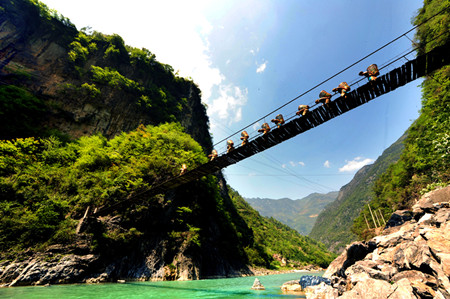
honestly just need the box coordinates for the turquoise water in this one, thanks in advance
[0,272,323,299]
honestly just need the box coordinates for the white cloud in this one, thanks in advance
[253,122,261,131]
[250,48,260,56]
[281,164,287,168]
[256,61,267,73]
[339,157,375,172]
[289,161,296,167]
[324,160,331,168]
[209,85,248,125]
[298,161,305,167]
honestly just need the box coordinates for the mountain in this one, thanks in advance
[0,0,333,286]
[245,192,338,235]
[309,134,406,253]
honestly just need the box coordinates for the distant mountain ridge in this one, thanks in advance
[245,191,338,235]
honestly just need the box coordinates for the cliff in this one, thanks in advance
[0,0,211,150]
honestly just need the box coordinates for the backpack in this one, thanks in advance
[367,64,379,76]
[319,90,331,98]
[338,82,350,90]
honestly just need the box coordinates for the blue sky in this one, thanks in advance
[41,0,425,199]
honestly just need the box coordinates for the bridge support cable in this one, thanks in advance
[93,41,449,216]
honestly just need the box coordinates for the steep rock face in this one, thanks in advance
[0,1,212,151]
[309,134,405,253]
[306,186,450,298]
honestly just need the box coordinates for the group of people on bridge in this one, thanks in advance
[181,64,379,175]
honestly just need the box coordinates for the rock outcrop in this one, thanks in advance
[251,278,265,290]
[306,186,450,298]
[281,275,331,294]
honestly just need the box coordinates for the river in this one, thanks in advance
[0,271,323,298]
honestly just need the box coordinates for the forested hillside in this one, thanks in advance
[352,0,450,240]
[309,134,405,253]
[0,0,333,285]
[230,189,335,268]
[245,192,338,235]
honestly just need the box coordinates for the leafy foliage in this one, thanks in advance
[352,0,450,240]
[90,66,142,91]
[0,123,207,251]
[64,29,195,124]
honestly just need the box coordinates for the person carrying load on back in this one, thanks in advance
[227,140,235,153]
[179,163,187,175]
[271,114,285,128]
[315,90,332,106]
[359,64,379,82]
[240,131,249,146]
[208,149,218,161]
[296,104,310,116]
[258,122,271,135]
[332,82,351,98]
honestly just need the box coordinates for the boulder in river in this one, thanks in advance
[251,277,265,290]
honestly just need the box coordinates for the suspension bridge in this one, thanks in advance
[92,40,449,216]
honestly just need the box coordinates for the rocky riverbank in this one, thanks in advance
[303,186,450,298]
[249,266,323,277]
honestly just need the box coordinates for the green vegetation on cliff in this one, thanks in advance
[1,0,210,150]
[352,0,450,239]
[230,189,335,268]
[0,123,207,251]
